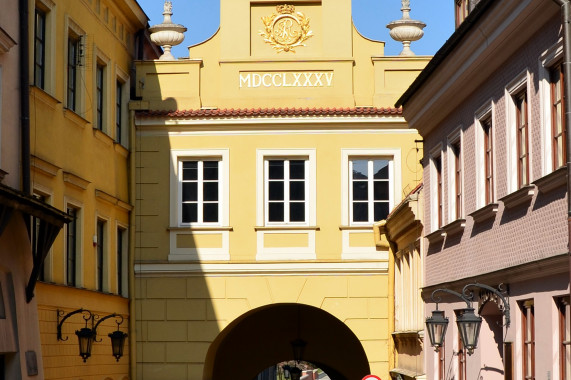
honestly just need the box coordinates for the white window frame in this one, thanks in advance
[95,214,109,293]
[63,197,83,288]
[34,0,56,94]
[539,40,564,176]
[475,102,495,209]
[93,47,110,134]
[429,144,444,232]
[505,70,531,193]
[264,159,309,225]
[170,149,229,227]
[256,149,316,227]
[64,16,86,115]
[115,65,129,147]
[115,221,128,297]
[341,148,401,226]
[447,128,463,221]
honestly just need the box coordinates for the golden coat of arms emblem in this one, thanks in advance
[259,4,313,53]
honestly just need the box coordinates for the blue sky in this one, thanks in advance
[139,0,454,58]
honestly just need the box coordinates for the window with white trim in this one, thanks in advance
[506,73,530,193]
[350,158,391,224]
[180,159,220,224]
[171,150,229,228]
[447,130,462,220]
[265,159,308,224]
[430,144,444,231]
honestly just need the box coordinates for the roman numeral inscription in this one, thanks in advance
[239,72,334,88]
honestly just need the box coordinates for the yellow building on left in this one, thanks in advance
[25,0,158,379]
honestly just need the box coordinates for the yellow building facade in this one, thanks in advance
[133,1,429,379]
[28,0,157,379]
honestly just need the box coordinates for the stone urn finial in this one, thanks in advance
[386,0,426,56]
[149,1,187,60]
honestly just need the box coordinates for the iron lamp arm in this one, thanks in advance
[462,283,510,327]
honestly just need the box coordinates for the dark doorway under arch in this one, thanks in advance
[203,303,371,380]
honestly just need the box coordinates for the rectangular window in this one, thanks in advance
[482,116,494,203]
[458,331,466,380]
[265,159,308,224]
[522,300,535,380]
[96,64,104,130]
[551,64,566,170]
[350,158,391,223]
[116,80,123,143]
[180,160,220,224]
[435,154,443,228]
[559,297,571,380]
[515,90,530,187]
[117,227,126,296]
[66,207,78,287]
[34,8,46,89]
[448,138,462,220]
[96,219,105,292]
[67,33,80,111]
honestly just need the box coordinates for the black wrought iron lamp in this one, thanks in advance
[57,309,95,362]
[57,309,127,362]
[93,313,128,362]
[425,283,509,356]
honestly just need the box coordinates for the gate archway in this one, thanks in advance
[203,303,371,380]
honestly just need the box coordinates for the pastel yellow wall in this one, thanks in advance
[134,0,428,378]
[136,275,389,379]
[29,0,147,379]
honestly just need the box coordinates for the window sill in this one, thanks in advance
[441,219,466,236]
[93,127,114,146]
[425,228,445,244]
[169,226,233,231]
[255,225,319,231]
[30,86,61,109]
[469,203,499,223]
[63,108,89,128]
[533,166,566,194]
[338,225,373,230]
[499,185,535,209]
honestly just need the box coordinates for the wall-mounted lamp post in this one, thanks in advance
[57,309,127,362]
[426,283,510,355]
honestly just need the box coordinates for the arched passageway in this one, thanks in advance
[203,303,371,380]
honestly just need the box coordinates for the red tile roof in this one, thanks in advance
[137,107,402,118]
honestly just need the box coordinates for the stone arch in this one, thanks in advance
[203,303,370,380]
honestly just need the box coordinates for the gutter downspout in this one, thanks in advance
[551,0,571,306]
[20,0,31,195]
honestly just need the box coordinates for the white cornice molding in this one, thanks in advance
[135,261,389,277]
[0,26,17,54]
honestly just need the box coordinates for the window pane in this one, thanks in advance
[268,202,284,222]
[182,203,197,223]
[203,182,218,201]
[269,181,284,200]
[290,202,305,222]
[290,181,305,200]
[290,160,305,179]
[353,181,368,201]
[182,161,197,180]
[374,202,390,221]
[374,181,389,201]
[182,182,197,202]
[269,160,284,179]
[352,160,368,179]
[203,161,218,180]
[373,160,389,179]
[203,203,218,222]
[353,202,368,222]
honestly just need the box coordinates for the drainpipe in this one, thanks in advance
[19,0,31,194]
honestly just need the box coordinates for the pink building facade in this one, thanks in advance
[398,0,570,379]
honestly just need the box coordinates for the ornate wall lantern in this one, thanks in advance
[426,283,509,356]
[57,309,127,362]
